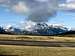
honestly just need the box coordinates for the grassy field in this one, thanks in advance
[0,34,75,42]
[0,34,75,56]
[0,45,75,56]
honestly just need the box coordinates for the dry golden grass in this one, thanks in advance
[0,45,75,56]
[0,35,75,56]
[0,34,75,42]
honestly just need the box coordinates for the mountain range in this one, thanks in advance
[0,23,70,35]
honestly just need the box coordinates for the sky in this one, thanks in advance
[0,0,75,29]
[49,11,75,29]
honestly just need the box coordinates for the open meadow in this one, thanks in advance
[0,45,75,56]
[0,34,75,56]
[0,34,75,42]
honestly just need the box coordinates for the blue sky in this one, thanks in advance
[49,11,75,29]
[0,0,75,29]
[0,9,75,29]
[0,7,25,27]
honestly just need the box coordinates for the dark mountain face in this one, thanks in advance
[23,23,68,35]
[63,30,75,35]
[0,23,68,35]
[0,27,5,34]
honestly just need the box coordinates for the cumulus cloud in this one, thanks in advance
[66,0,75,3]
[0,0,7,3]
[12,0,58,22]
[59,0,75,12]
[0,0,58,23]
[12,1,29,14]
[26,0,58,22]
[0,0,11,4]
[35,0,49,2]
[59,3,75,9]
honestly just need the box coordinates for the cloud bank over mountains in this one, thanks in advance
[0,0,75,23]
[0,0,75,13]
[0,0,58,22]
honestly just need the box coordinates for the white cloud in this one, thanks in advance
[66,0,75,3]
[59,3,75,9]
[0,0,6,3]
[59,1,75,11]
[66,3,75,9]
[36,0,49,2]
[0,0,10,3]
[0,0,58,22]
[12,1,29,14]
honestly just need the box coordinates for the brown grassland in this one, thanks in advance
[0,34,75,56]
[0,45,75,56]
[0,34,75,42]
